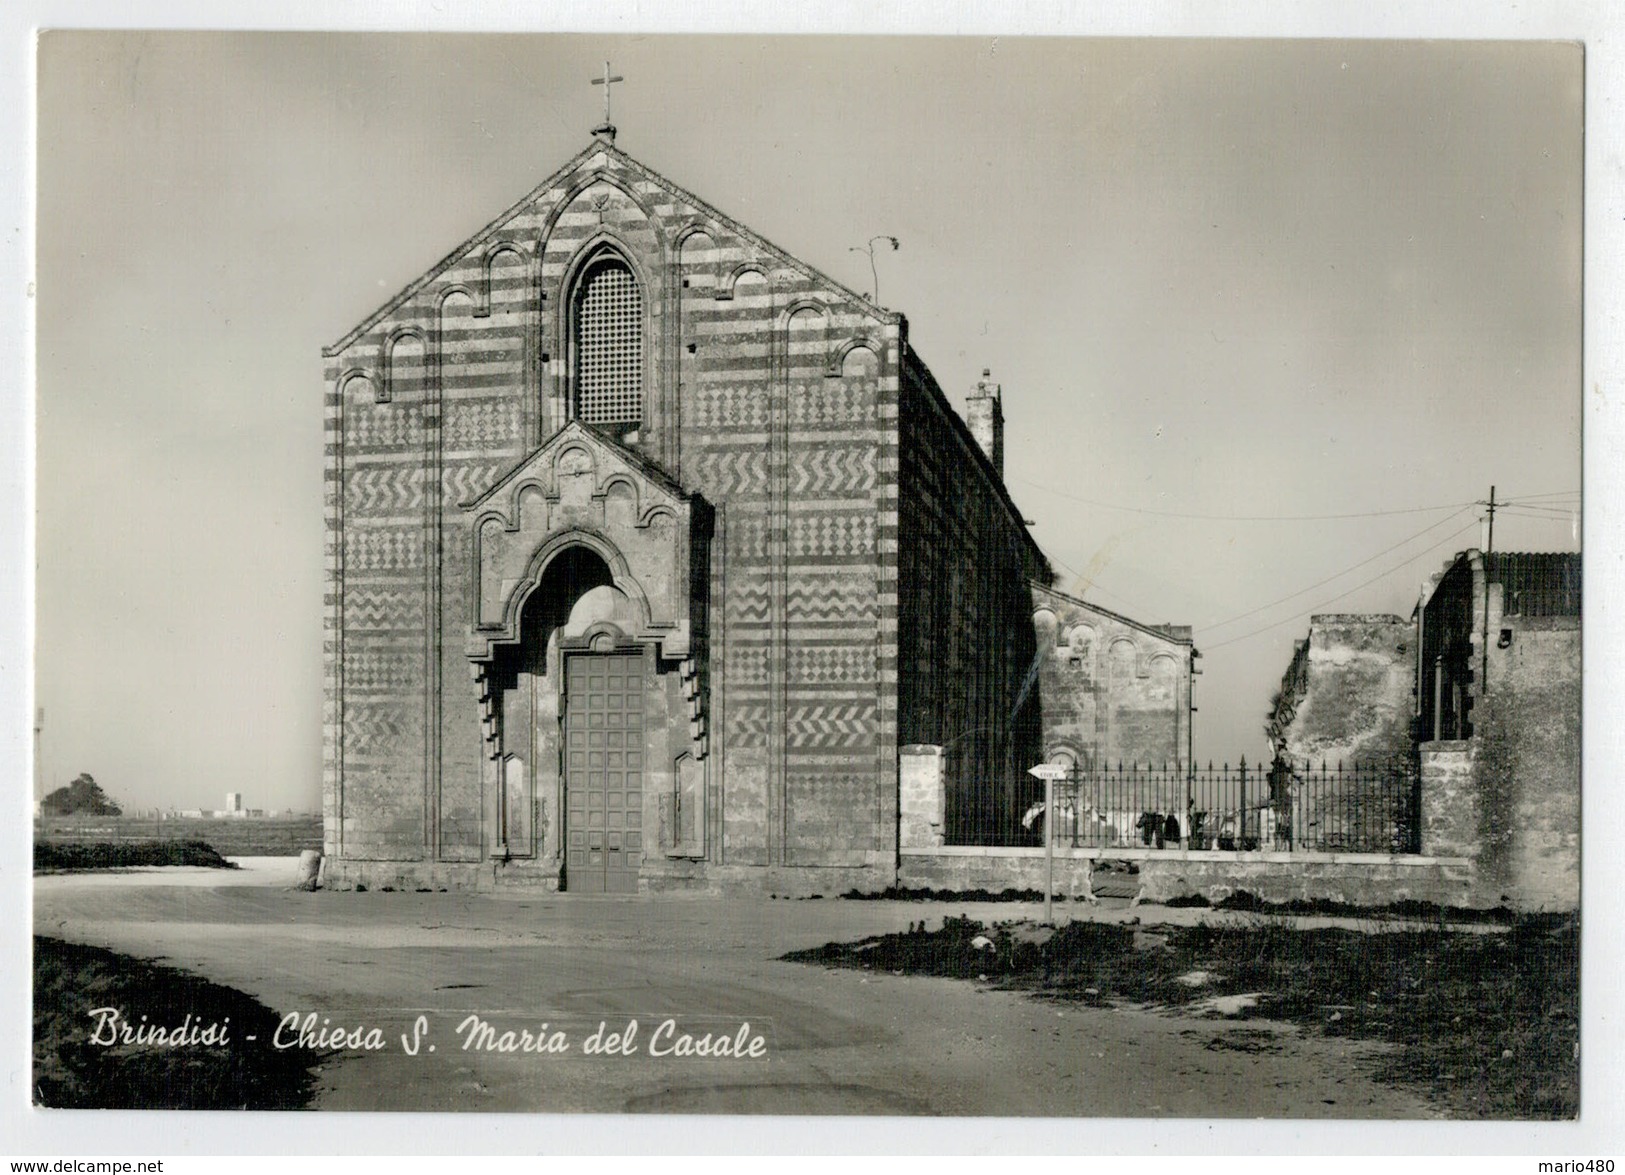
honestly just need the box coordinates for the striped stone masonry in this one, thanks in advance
[320,140,1056,891]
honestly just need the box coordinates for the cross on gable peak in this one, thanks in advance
[590,60,625,144]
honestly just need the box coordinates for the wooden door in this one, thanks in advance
[563,652,644,893]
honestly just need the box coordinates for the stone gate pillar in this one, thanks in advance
[1420,741,1478,859]
[899,745,945,850]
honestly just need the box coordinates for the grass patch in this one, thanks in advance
[35,839,238,872]
[33,936,319,1109]
[840,867,1140,904]
[842,886,1048,903]
[785,913,1578,1119]
[36,814,323,858]
[1209,890,1515,925]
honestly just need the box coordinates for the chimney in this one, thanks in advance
[965,368,1004,477]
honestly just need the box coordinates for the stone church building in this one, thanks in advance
[322,129,1190,894]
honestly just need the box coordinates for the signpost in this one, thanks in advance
[1028,763,1071,925]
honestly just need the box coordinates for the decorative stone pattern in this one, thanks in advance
[323,143,930,890]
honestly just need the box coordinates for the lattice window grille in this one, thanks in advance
[576,263,643,425]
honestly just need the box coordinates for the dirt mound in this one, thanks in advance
[33,936,318,1109]
[34,839,238,872]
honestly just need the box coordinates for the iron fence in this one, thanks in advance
[998,756,1420,855]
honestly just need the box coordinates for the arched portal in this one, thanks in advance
[487,544,650,892]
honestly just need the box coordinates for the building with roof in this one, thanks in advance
[1416,549,1580,908]
[320,120,1191,894]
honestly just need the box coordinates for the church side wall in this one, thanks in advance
[675,234,899,874]
[896,356,1047,845]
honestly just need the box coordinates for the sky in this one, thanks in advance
[30,30,1585,813]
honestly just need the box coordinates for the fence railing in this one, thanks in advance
[986,757,1420,855]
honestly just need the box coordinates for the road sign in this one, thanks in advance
[1027,764,1069,925]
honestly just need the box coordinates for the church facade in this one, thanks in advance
[322,134,1184,893]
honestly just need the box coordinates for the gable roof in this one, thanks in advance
[326,138,895,357]
[1030,580,1193,647]
[461,418,687,512]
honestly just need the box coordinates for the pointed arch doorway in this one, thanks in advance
[489,544,650,893]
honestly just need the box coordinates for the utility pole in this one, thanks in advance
[1479,484,1497,739]
[1187,648,1200,839]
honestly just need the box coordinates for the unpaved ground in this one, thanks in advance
[33,860,1439,1118]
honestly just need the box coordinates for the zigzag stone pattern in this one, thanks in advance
[346,466,423,515]
[443,461,508,507]
[789,447,876,496]
[689,448,769,499]
[345,586,425,633]
[726,701,770,749]
[785,703,875,748]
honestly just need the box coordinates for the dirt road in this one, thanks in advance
[33,860,1437,1118]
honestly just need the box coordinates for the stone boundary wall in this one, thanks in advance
[323,858,487,892]
[899,846,1478,909]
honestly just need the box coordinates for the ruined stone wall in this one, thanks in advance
[1265,614,1416,854]
[1273,614,1414,767]
[896,356,1050,844]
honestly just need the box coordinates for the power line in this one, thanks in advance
[1196,507,1475,634]
[1044,551,1154,613]
[1500,489,1582,503]
[1200,520,1481,652]
[1010,476,1475,522]
[1499,504,1581,518]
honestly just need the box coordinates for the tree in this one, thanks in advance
[40,773,122,816]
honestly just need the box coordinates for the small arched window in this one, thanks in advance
[573,254,643,439]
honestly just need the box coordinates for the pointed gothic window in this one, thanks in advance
[573,256,643,438]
